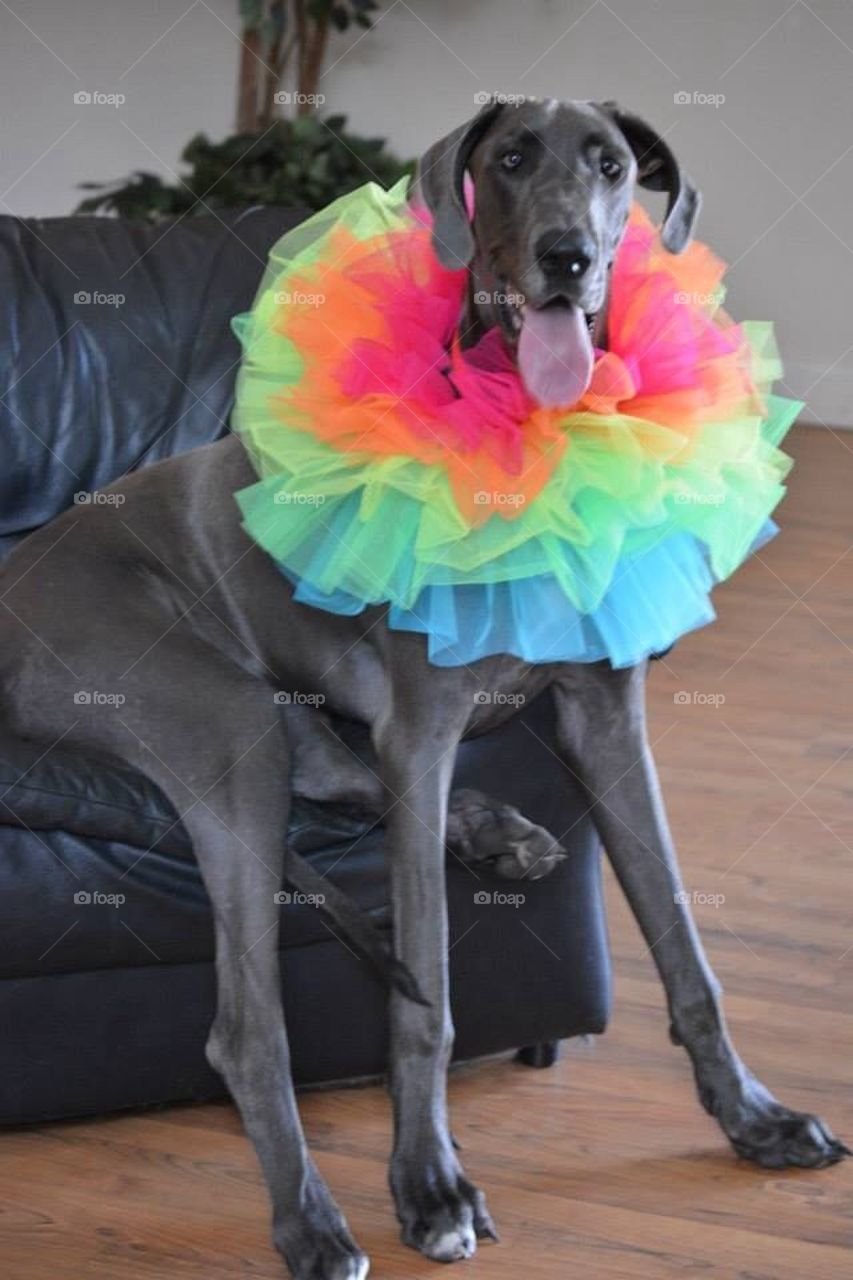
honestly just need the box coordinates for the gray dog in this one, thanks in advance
[1,99,847,1280]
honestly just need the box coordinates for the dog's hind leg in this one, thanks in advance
[125,674,369,1280]
[554,662,848,1169]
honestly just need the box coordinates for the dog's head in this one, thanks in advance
[414,96,700,407]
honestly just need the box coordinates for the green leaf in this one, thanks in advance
[239,0,263,31]
[270,0,287,35]
[74,117,412,219]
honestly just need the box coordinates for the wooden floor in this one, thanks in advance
[1,425,851,1279]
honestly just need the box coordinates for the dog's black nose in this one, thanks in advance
[536,230,595,280]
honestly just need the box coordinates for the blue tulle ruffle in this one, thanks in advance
[278,521,778,667]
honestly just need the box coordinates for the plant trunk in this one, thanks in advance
[295,0,308,100]
[236,23,263,134]
[258,0,291,130]
[298,15,330,117]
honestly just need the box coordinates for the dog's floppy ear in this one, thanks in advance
[413,99,507,269]
[598,102,701,253]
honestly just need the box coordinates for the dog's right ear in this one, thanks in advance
[413,99,506,269]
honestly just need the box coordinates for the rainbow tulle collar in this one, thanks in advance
[231,180,799,668]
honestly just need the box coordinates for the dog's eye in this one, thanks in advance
[600,156,623,179]
[501,150,524,171]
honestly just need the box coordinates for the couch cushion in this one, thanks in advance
[0,729,190,858]
[0,208,303,559]
[0,827,610,1121]
[0,690,602,980]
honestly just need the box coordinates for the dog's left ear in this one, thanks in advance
[413,99,507,269]
[598,102,701,253]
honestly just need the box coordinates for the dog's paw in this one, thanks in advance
[728,1105,850,1170]
[710,1075,850,1169]
[446,788,567,880]
[278,1231,369,1280]
[274,1171,370,1280]
[391,1146,497,1262]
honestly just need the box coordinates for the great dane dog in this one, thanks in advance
[1,99,847,1279]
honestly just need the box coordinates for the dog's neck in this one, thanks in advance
[459,257,501,350]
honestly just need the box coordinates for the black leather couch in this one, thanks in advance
[0,206,611,1126]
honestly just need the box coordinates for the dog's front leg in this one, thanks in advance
[554,662,848,1169]
[374,677,497,1262]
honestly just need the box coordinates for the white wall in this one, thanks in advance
[2,0,852,425]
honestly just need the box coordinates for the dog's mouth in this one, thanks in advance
[497,288,597,340]
[494,286,597,409]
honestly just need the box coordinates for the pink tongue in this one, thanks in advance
[517,302,594,408]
